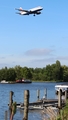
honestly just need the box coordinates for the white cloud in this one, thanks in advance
[57,56,68,60]
[0,52,68,68]
[25,48,54,56]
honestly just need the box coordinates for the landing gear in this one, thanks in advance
[33,14,35,16]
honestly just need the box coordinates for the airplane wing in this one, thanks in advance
[15,7,28,12]
[16,12,29,15]
[16,11,29,15]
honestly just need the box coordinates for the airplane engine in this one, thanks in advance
[36,11,41,15]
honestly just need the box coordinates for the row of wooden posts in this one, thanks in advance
[7,89,47,120]
[5,88,68,120]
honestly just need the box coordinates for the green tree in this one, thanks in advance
[62,65,68,82]
[55,60,61,80]
[7,68,16,81]
[44,64,52,81]
[51,60,61,81]
[22,67,32,79]
[14,65,23,80]
[0,67,8,81]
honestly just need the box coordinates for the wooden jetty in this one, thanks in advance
[17,99,58,106]
[8,98,59,110]
[8,90,65,111]
[16,98,65,110]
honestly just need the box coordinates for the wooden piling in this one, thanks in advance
[9,91,14,108]
[9,91,14,120]
[58,88,62,109]
[44,89,47,99]
[5,111,8,120]
[23,90,29,120]
[65,90,67,102]
[37,90,40,101]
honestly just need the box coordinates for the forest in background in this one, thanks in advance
[0,60,68,82]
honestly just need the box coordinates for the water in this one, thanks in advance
[0,82,67,120]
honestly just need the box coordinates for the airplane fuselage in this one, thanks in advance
[29,6,43,12]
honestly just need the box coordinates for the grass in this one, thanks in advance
[57,100,68,120]
[63,99,68,114]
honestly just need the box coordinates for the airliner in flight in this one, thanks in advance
[15,6,43,16]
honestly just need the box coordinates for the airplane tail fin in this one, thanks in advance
[19,7,23,10]
[15,7,23,11]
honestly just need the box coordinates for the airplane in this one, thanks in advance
[15,6,43,16]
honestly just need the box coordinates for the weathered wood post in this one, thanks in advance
[23,90,29,120]
[37,90,40,101]
[9,91,14,107]
[5,111,8,120]
[58,88,62,109]
[44,88,47,99]
[65,89,67,102]
[9,91,14,120]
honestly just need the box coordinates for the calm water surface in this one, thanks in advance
[0,82,67,120]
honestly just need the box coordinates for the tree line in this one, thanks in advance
[0,60,68,82]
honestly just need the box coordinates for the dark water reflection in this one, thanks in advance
[0,82,67,120]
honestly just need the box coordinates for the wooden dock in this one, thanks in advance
[16,98,65,110]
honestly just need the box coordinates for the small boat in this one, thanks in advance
[55,84,68,95]
[16,79,32,83]
[0,80,8,83]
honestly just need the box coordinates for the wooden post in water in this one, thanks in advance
[5,111,8,120]
[58,88,62,109]
[37,90,40,101]
[44,88,47,99]
[9,91,14,107]
[9,91,14,120]
[23,90,29,120]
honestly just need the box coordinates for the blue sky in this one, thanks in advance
[0,0,68,68]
